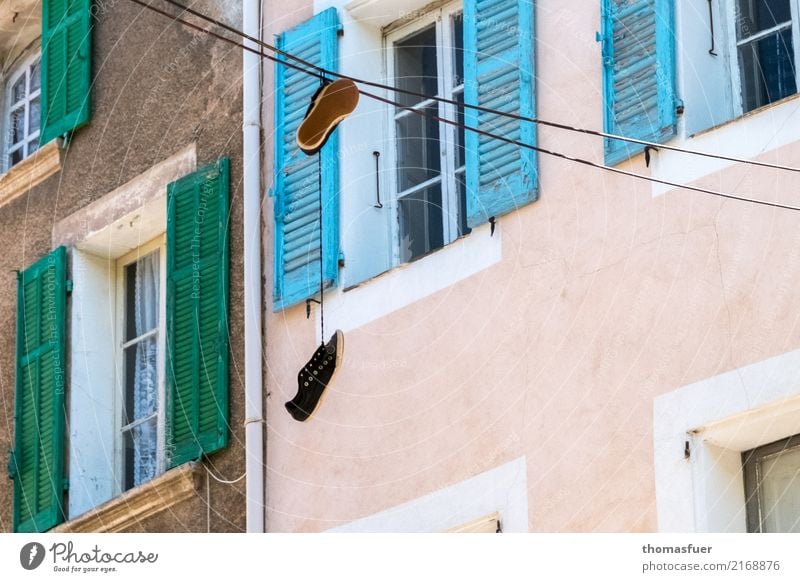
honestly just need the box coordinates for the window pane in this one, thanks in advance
[399,181,444,262]
[9,149,23,167]
[10,107,24,145]
[29,59,40,93]
[29,97,40,134]
[395,24,438,108]
[760,446,800,532]
[124,251,160,342]
[27,140,38,155]
[123,418,158,491]
[737,0,792,39]
[123,336,158,426]
[396,105,441,192]
[739,28,797,112]
[11,76,25,103]
[453,13,464,87]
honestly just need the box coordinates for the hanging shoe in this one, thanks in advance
[285,330,344,422]
[296,79,359,156]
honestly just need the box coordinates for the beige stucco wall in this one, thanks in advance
[263,0,800,532]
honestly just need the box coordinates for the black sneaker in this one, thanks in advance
[285,330,344,422]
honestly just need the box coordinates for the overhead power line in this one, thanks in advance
[153,0,800,175]
[125,0,800,213]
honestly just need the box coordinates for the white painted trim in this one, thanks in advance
[650,93,800,198]
[52,143,196,252]
[653,349,800,532]
[319,221,500,337]
[327,456,528,532]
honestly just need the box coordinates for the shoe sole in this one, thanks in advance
[296,80,359,155]
[305,329,344,423]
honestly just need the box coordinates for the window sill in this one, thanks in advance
[51,462,200,533]
[323,222,500,335]
[0,139,62,209]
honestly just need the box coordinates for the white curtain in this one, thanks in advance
[132,251,159,487]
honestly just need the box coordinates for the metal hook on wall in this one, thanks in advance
[373,151,383,209]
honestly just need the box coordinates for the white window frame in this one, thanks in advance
[113,234,168,495]
[724,0,800,117]
[653,348,800,532]
[4,50,41,171]
[385,1,465,267]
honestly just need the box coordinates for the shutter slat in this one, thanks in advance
[12,246,67,533]
[273,8,340,310]
[601,0,676,164]
[465,0,537,228]
[166,158,230,468]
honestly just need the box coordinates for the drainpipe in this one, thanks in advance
[243,0,264,533]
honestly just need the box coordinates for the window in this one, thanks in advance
[733,0,800,113]
[115,237,167,493]
[5,53,41,169]
[389,4,469,264]
[743,434,800,533]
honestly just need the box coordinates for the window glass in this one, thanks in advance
[6,56,41,169]
[738,28,797,111]
[121,251,160,491]
[395,24,438,108]
[736,0,797,112]
[399,182,444,262]
[396,105,441,192]
[737,0,792,39]
[760,446,800,533]
[392,6,467,266]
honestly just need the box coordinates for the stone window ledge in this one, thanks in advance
[0,139,62,209]
[52,462,201,533]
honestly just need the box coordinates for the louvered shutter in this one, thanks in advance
[600,0,677,165]
[166,158,230,467]
[11,247,67,533]
[273,8,340,310]
[464,0,537,228]
[41,0,92,144]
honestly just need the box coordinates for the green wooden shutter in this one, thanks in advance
[41,0,92,144]
[273,8,340,310]
[600,0,677,165]
[464,0,538,228]
[11,246,68,533]
[166,158,230,467]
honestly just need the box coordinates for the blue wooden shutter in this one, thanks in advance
[166,158,230,467]
[600,0,677,165]
[11,247,68,532]
[464,0,537,228]
[41,0,92,144]
[273,8,340,310]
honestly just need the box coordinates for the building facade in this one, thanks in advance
[264,0,800,533]
[0,0,247,532]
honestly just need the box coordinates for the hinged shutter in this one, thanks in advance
[166,158,230,467]
[464,0,537,228]
[273,8,340,310]
[41,0,92,144]
[600,0,676,165]
[12,246,68,533]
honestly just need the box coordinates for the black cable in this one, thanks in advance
[150,0,800,174]
[317,148,325,345]
[126,0,800,213]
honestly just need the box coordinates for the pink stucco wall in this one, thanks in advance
[262,1,800,532]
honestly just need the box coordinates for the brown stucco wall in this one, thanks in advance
[0,0,246,532]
